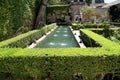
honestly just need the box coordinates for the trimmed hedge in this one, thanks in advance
[57,22,71,25]
[0,48,120,79]
[83,23,110,28]
[72,23,110,30]
[110,22,120,27]
[0,23,56,48]
[80,29,119,48]
[72,23,83,30]
[47,4,70,8]
[0,24,120,79]
[80,30,101,47]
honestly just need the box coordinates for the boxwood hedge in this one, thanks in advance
[72,23,110,30]
[0,23,120,80]
[0,48,120,79]
[0,23,56,48]
[110,22,120,27]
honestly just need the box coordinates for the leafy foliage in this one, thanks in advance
[80,29,119,48]
[47,0,70,5]
[110,29,120,44]
[72,23,110,30]
[113,29,120,40]
[103,25,111,38]
[0,0,42,41]
[0,0,14,41]
[110,22,120,27]
[0,23,56,48]
[85,0,92,5]
[81,6,96,21]
[72,23,83,30]
[0,45,120,79]
[0,24,120,79]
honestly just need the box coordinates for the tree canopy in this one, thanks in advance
[81,6,96,21]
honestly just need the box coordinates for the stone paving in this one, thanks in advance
[70,26,86,48]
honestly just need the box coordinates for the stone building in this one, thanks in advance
[102,0,120,22]
[46,0,110,23]
[70,0,86,22]
[103,0,120,8]
[90,0,108,21]
[70,0,107,22]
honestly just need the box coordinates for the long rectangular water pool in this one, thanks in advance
[35,26,79,48]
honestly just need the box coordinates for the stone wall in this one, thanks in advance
[70,2,85,22]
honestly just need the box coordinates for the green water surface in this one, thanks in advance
[35,26,79,48]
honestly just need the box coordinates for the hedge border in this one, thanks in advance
[80,29,120,48]
[0,23,56,48]
[72,23,110,30]
[0,23,120,79]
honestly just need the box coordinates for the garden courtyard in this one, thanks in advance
[0,0,120,80]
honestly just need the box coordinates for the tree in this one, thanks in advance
[47,0,70,4]
[47,0,59,4]
[35,0,48,29]
[86,0,92,6]
[81,6,96,21]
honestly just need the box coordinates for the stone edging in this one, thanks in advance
[28,26,58,48]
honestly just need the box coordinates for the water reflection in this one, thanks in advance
[53,34,58,37]
[36,26,79,48]
[56,31,60,33]
[60,43,67,46]
[63,34,69,37]
[64,28,67,30]
[64,31,67,33]
[49,42,55,45]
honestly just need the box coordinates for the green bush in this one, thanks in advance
[0,47,120,79]
[0,23,56,48]
[80,30,101,47]
[110,22,120,27]
[72,23,83,30]
[115,23,120,27]
[110,29,120,44]
[0,0,42,41]
[80,29,119,48]
[113,29,120,40]
[72,23,110,30]
[87,26,113,39]
[83,23,110,28]
[0,24,120,80]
